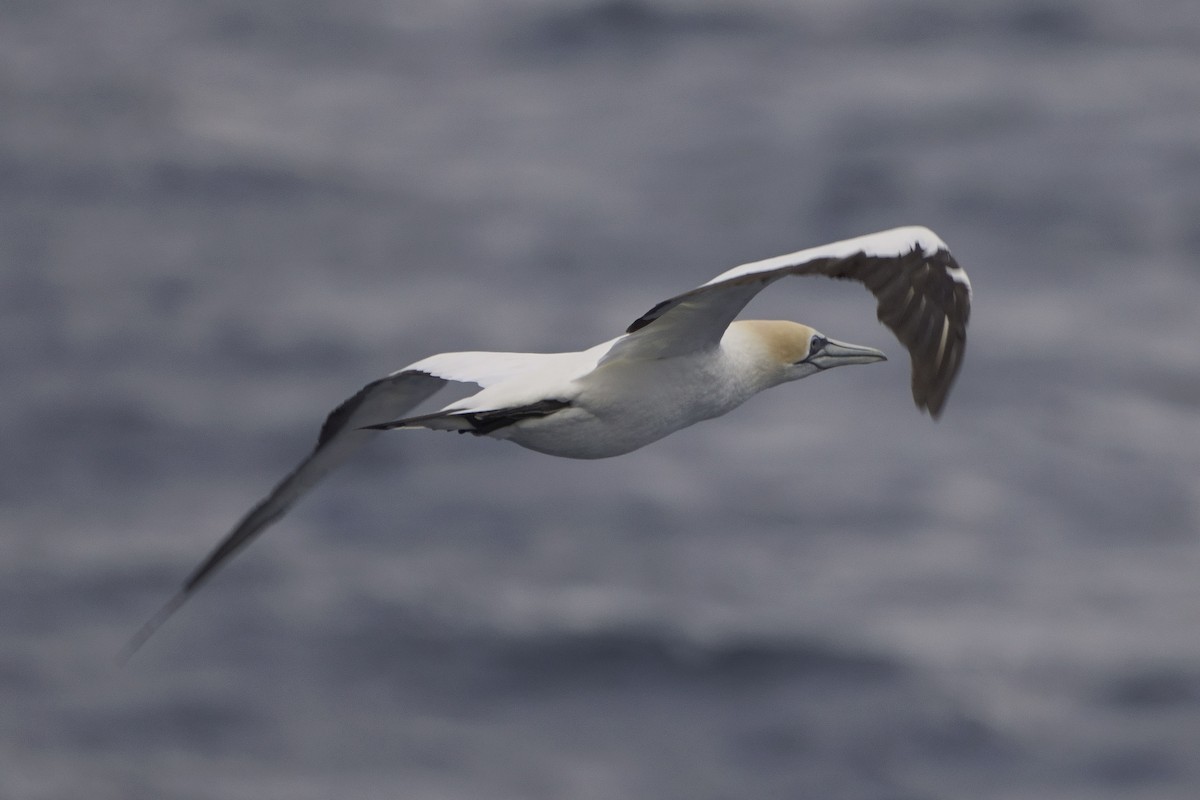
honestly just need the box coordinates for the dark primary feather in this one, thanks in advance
[184,370,447,592]
[121,370,446,659]
[804,247,970,417]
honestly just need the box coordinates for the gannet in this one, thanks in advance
[125,225,971,655]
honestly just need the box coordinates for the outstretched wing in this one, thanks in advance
[612,226,972,417]
[124,350,560,657]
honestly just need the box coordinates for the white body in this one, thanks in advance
[443,323,810,458]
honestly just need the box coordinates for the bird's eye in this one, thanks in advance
[809,336,827,354]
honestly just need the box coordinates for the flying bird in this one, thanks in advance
[125,225,971,656]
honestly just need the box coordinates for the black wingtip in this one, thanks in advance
[920,392,948,420]
[117,589,190,665]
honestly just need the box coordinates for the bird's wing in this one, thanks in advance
[124,350,556,657]
[607,226,972,417]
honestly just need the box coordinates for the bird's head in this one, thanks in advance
[738,320,887,384]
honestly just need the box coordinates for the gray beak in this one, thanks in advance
[807,337,887,369]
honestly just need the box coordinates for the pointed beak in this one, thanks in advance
[808,338,887,370]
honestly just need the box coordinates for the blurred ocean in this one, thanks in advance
[4,1,1200,798]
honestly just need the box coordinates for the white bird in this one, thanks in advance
[125,225,971,656]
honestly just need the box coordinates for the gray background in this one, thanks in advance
[5,1,1200,798]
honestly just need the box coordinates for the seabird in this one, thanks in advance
[124,225,971,656]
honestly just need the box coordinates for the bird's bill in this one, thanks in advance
[810,338,887,369]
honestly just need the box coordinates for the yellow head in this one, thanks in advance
[731,319,887,384]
